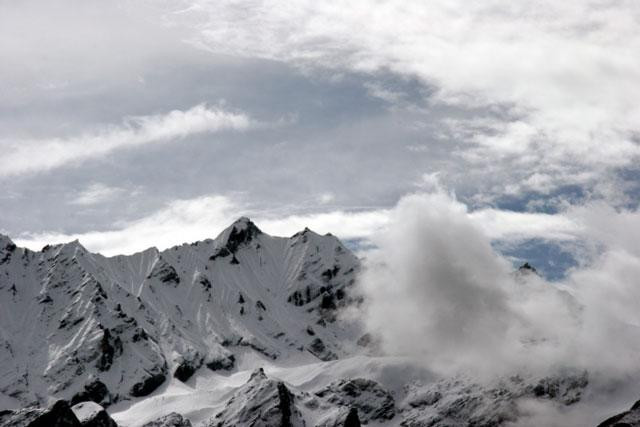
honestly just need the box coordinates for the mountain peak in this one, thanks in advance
[61,239,89,253]
[210,218,263,262]
[517,262,538,275]
[221,217,262,239]
[232,216,254,227]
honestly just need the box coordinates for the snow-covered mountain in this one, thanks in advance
[0,219,616,426]
[0,219,359,412]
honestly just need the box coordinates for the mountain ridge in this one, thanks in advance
[0,217,361,412]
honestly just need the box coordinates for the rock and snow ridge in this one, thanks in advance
[0,219,620,426]
[0,218,360,410]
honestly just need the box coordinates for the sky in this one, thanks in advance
[1,0,640,281]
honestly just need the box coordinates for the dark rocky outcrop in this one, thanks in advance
[0,400,81,427]
[344,408,361,427]
[174,356,203,382]
[315,378,396,423]
[70,380,111,407]
[141,412,193,427]
[308,338,338,361]
[157,266,181,285]
[96,328,123,372]
[598,399,640,427]
[0,240,17,264]
[206,354,236,371]
[224,219,262,254]
[277,382,294,427]
[130,370,167,397]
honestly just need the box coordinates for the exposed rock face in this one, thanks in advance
[71,401,118,427]
[174,355,203,382]
[96,328,123,372]
[344,408,361,427]
[314,378,396,423]
[209,217,262,263]
[400,371,588,427]
[308,337,338,361]
[130,368,167,397]
[141,412,193,427]
[598,399,640,427]
[206,354,235,372]
[208,368,305,427]
[0,400,81,427]
[70,380,112,407]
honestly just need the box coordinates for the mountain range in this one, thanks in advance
[0,219,630,426]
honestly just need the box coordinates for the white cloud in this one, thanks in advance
[0,104,251,177]
[360,193,517,375]
[172,0,640,192]
[13,190,586,256]
[70,183,125,206]
[15,196,240,255]
[316,192,335,204]
[469,208,581,242]
[358,192,640,396]
[13,195,391,255]
[258,209,391,240]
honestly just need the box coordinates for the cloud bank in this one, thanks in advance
[12,191,586,257]
[359,192,640,384]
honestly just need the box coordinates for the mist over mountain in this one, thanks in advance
[1,211,640,427]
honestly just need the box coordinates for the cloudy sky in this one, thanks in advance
[2,0,639,280]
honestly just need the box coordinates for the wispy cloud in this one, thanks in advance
[70,183,125,206]
[0,104,252,177]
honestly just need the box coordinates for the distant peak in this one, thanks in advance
[518,262,538,275]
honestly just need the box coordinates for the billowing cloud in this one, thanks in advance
[358,191,640,389]
[0,104,251,177]
[360,193,518,375]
